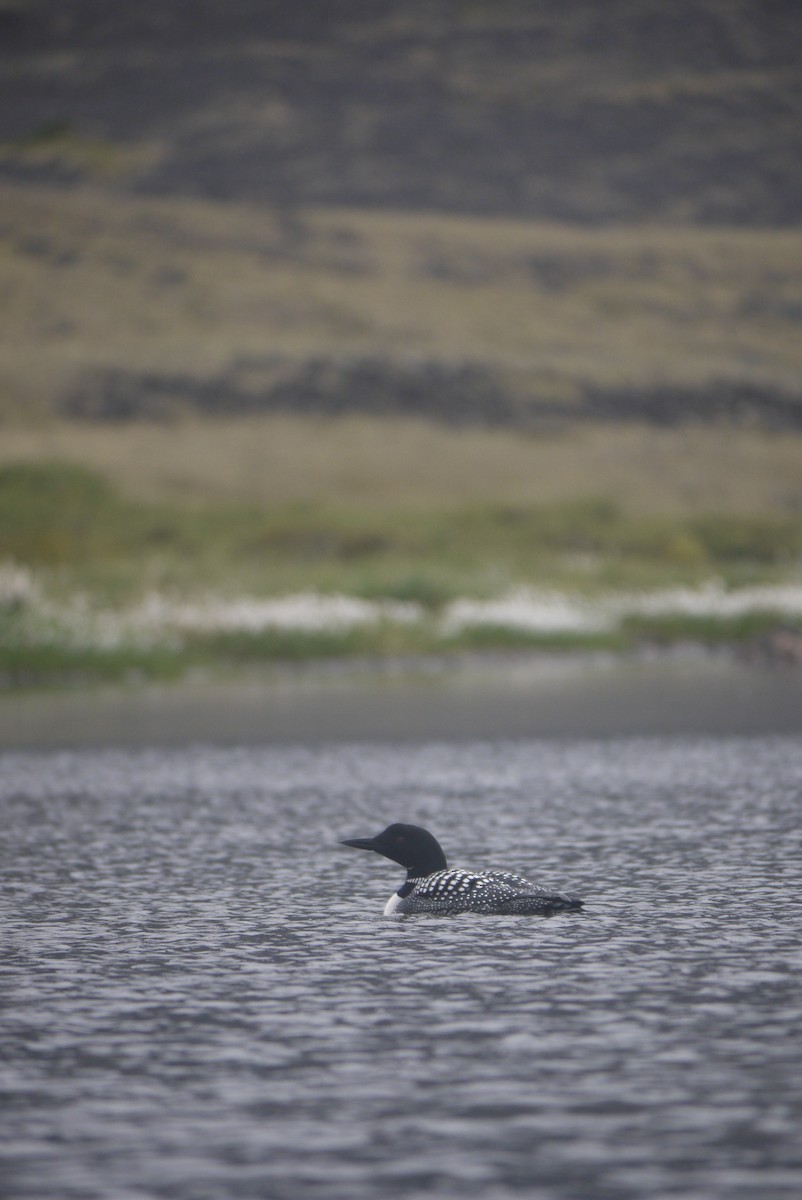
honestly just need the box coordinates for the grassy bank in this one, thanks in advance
[4,458,802,598]
[2,460,801,686]
[3,179,801,685]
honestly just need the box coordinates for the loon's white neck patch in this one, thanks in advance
[383,892,404,917]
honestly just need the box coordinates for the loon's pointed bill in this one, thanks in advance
[341,822,584,917]
[340,836,380,851]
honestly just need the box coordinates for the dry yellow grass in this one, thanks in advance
[2,414,801,515]
[3,181,801,525]
[1,181,801,421]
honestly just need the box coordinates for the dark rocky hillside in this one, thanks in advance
[60,361,802,431]
[2,0,801,224]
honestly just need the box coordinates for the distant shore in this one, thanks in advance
[3,643,802,749]
[3,563,802,693]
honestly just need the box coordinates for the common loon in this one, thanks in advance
[341,823,584,917]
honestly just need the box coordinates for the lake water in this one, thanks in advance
[3,734,802,1200]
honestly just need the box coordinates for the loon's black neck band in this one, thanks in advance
[398,879,416,898]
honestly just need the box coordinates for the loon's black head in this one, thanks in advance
[341,823,448,878]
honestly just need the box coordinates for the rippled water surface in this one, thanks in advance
[3,738,802,1200]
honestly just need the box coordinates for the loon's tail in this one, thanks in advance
[500,891,584,916]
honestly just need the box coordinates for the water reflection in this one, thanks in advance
[3,653,802,749]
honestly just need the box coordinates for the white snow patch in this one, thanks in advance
[0,561,40,609]
[607,581,802,621]
[4,564,802,653]
[442,589,609,635]
[442,582,802,636]
[126,592,422,635]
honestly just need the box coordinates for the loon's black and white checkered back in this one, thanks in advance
[396,867,582,916]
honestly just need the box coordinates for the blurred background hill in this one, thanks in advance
[1,0,801,430]
[2,0,802,224]
[1,0,802,680]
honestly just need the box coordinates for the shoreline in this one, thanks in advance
[3,643,801,749]
[4,570,802,694]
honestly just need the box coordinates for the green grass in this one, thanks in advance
[2,460,801,685]
[0,613,433,688]
[3,462,802,596]
[3,461,802,605]
[0,635,187,689]
[620,611,799,647]
[0,461,130,564]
